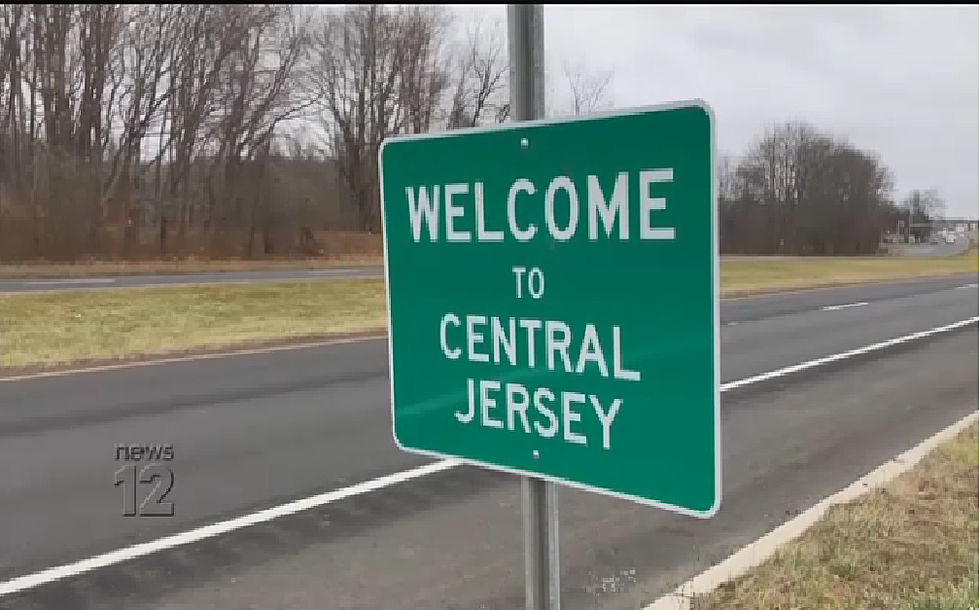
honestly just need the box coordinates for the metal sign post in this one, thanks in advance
[379,4,719,609]
[507,6,559,610]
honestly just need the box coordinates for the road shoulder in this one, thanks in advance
[652,415,979,610]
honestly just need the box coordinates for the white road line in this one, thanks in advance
[645,409,980,610]
[22,278,117,286]
[820,301,868,311]
[0,316,976,597]
[306,269,363,276]
[955,283,978,290]
[0,460,460,598]
[0,333,389,383]
[721,317,978,392]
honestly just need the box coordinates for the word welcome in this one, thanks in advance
[406,169,676,244]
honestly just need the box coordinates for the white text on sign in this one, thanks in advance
[440,314,641,451]
[406,170,676,243]
[405,171,659,453]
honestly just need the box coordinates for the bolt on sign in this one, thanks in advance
[378,100,721,517]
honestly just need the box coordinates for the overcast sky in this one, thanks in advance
[451,4,979,219]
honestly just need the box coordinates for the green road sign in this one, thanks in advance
[378,100,720,518]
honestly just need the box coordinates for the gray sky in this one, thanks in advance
[453,4,979,219]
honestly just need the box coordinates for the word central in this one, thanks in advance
[406,170,677,243]
[440,313,643,451]
[439,313,641,380]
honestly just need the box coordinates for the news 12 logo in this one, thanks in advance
[114,443,176,517]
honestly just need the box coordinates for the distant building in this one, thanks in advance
[931,217,979,232]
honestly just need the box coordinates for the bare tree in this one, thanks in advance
[307,5,447,233]
[549,59,614,117]
[901,188,945,242]
[725,121,895,255]
[398,6,452,135]
[0,4,943,265]
[445,14,509,129]
[98,4,177,255]
[0,3,28,233]
[207,4,310,256]
[161,5,250,256]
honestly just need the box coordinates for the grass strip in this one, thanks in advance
[1,279,387,367]
[694,422,979,610]
[2,248,977,368]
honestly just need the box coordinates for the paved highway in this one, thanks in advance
[1,234,971,294]
[0,275,977,609]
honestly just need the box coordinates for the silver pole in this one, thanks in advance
[908,202,912,243]
[507,5,559,610]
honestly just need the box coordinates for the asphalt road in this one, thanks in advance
[0,234,970,294]
[0,275,977,609]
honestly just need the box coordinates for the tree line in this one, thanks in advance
[0,4,944,262]
[0,4,614,261]
[719,122,945,255]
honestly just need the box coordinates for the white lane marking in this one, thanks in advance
[0,317,976,596]
[722,317,978,392]
[955,283,978,290]
[820,301,868,312]
[22,278,117,286]
[0,334,389,383]
[645,409,980,610]
[306,269,365,276]
[0,460,460,598]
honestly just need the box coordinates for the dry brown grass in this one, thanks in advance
[0,278,387,367]
[722,245,977,296]
[0,229,385,278]
[694,422,980,610]
[2,231,975,282]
